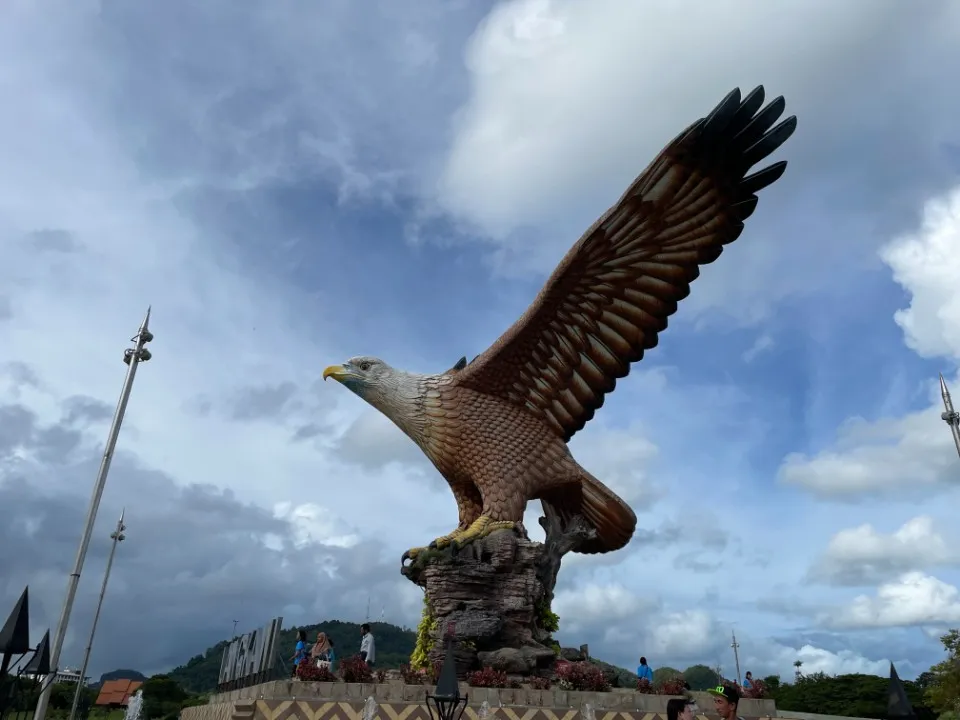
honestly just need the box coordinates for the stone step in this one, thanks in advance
[232,700,256,720]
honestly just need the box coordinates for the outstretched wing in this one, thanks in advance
[455,86,796,441]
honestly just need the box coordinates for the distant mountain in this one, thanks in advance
[94,668,147,689]
[167,620,416,693]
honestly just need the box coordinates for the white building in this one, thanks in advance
[23,666,90,685]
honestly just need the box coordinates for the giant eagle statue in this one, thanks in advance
[324,86,797,562]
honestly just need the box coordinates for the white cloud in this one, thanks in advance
[780,182,960,499]
[554,583,656,632]
[743,334,775,364]
[766,644,890,678]
[827,572,960,628]
[778,405,958,497]
[273,501,361,549]
[646,610,718,659]
[442,0,918,235]
[880,186,960,360]
[809,516,955,586]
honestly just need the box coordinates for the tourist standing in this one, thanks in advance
[637,656,654,683]
[360,623,376,668]
[291,630,307,678]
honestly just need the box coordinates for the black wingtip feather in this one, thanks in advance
[740,116,797,170]
[732,96,786,150]
[701,88,742,140]
[740,161,788,194]
[730,196,759,221]
[728,86,766,129]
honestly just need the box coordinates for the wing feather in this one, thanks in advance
[455,86,796,441]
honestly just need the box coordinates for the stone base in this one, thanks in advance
[401,529,557,674]
[193,681,780,720]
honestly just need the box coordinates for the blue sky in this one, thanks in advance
[2,0,960,683]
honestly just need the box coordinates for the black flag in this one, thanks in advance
[888,662,917,720]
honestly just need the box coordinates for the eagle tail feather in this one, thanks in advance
[541,473,636,554]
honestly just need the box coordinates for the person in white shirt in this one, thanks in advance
[359,623,376,668]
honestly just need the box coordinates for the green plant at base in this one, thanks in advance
[410,597,438,669]
[535,598,560,633]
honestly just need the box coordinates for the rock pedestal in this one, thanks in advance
[401,508,596,676]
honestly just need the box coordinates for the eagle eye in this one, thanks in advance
[359,361,372,372]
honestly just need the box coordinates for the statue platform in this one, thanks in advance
[182,679,779,720]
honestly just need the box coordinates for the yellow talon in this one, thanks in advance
[452,516,517,547]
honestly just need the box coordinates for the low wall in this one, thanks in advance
[183,681,779,720]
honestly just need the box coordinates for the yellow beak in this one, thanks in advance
[323,365,347,382]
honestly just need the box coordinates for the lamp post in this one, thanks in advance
[33,310,154,720]
[425,626,466,720]
[940,374,960,459]
[730,629,742,687]
[67,511,127,720]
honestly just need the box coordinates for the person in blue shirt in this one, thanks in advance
[290,630,307,677]
[742,671,753,689]
[637,656,654,683]
[327,637,337,673]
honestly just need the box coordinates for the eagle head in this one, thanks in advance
[323,356,427,441]
[322,356,393,400]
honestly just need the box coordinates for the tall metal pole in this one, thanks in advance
[941,374,960,459]
[34,310,153,720]
[731,629,742,687]
[67,511,127,720]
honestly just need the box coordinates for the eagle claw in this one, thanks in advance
[401,547,425,565]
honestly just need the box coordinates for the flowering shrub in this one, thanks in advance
[295,662,337,682]
[400,661,442,685]
[656,676,688,696]
[466,667,509,688]
[339,655,373,683]
[556,662,611,692]
[636,677,654,693]
[400,664,424,685]
[741,679,767,699]
[529,676,552,690]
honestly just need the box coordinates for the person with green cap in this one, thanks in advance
[708,684,744,720]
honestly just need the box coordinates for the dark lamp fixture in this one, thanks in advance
[425,636,467,720]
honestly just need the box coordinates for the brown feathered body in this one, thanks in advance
[365,371,633,555]
[332,86,797,555]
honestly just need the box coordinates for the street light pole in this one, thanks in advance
[67,511,127,720]
[33,310,153,720]
[940,374,960,459]
[731,629,742,687]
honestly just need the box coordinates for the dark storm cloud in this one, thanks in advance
[228,381,298,421]
[62,396,114,425]
[0,394,413,677]
[633,518,729,551]
[808,556,920,587]
[1,362,39,388]
[25,229,80,254]
[189,378,337,441]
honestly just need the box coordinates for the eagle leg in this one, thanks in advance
[451,515,518,549]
